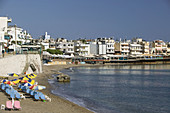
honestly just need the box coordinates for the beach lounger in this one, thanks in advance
[34,94,40,100]
[6,101,13,110]
[10,90,16,99]
[15,92,21,99]
[5,88,10,95]
[39,93,46,100]
[20,94,25,99]
[26,88,31,94]
[45,95,51,102]
[29,90,34,96]
[18,84,22,89]
[13,101,21,110]
[1,84,6,90]
[21,86,28,92]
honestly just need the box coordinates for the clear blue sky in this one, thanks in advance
[0,0,170,41]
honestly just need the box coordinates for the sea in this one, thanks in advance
[48,64,170,113]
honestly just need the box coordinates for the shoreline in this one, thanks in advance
[0,64,94,113]
[1,63,170,113]
[35,64,94,113]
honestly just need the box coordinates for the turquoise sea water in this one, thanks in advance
[49,64,170,113]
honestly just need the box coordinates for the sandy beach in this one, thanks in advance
[0,64,94,113]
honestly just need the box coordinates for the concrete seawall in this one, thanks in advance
[0,54,42,75]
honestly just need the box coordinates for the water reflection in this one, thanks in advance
[54,64,170,113]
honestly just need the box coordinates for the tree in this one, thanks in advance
[47,49,63,54]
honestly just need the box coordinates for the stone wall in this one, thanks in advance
[0,54,42,75]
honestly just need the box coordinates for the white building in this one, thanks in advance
[0,17,12,55]
[120,40,130,56]
[98,42,106,55]
[56,38,74,56]
[97,37,114,56]
[130,38,143,56]
[74,40,90,56]
[43,32,50,40]
[7,25,32,51]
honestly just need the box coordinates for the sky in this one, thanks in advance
[0,0,170,41]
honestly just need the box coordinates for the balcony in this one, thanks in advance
[65,50,74,53]
[122,50,130,53]
[107,50,115,53]
[121,46,129,49]
[56,46,63,48]
[80,48,89,51]
[130,48,142,51]
[131,52,142,55]
[121,43,129,45]
[107,47,115,49]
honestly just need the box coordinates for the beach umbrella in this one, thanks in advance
[27,74,36,79]
[29,80,35,85]
[29,74,37,78]
[9,73,19,77]
[20,80,28,83]
[4,81,15,85]
[24,83,32,87]
[2,79,8,83]
[13,79,20,84]
[26,75,33,79]
[29,85,46,90]
[22,77,29,81]
[19,77,24,80]
[27,78,32,82]
[11,79,17,81]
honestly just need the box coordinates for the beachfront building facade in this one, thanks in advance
[167,42,170,56]
[39,32,56,50]
[74,40,90,56]
[150,40,167,55]
[120,40,130,56]
[97,37,115,56]
[89,42,98,56]
[0,17,12,55]
[106,38,115,56]
[114,40,130,56]
[6,25,32,52]
[56,38,74,56]
[130,38,143,56]
[142,41,150,55]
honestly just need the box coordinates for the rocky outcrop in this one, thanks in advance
[56,74,70,82]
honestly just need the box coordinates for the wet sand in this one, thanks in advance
[0,64,94,113]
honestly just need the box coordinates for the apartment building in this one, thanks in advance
[56,38,74,56]
[97,37,115,56]
[7,25,32,44]
[130,38,143,56]
[142,41,150,55]
[120,40,130,56]
[6,25,32,51]
[89,41,98,55]
[150,40,167,55]
[74,40,90,56]
[114,39,130,56]
[167,42,170,56]
[0,17,12,54]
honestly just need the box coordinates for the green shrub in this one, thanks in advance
[47,49,63,54]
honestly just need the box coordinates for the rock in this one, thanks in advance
[56,74,70,82]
